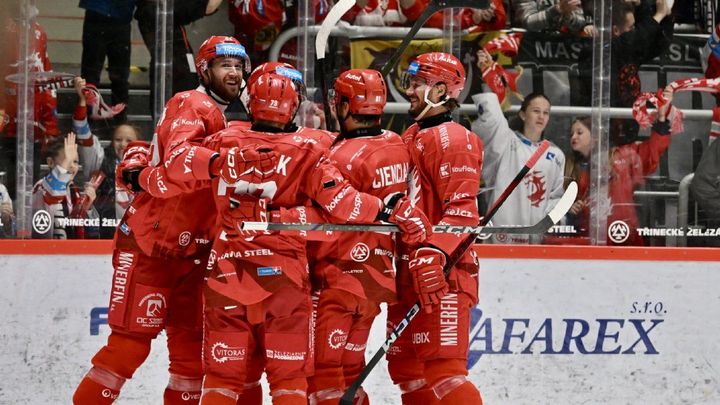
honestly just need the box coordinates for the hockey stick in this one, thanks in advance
[380,0,490,78]
[242,220,567,235]
[315,0,356,132]
[338,141,571,405]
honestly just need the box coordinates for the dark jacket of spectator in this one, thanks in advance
[79,0,135,23]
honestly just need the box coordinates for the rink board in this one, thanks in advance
[1,253,719,404]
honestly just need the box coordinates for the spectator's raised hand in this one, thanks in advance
[472,2,496,23]
[476,49,493,70]
[654,0,670,21]
[74,77,87,105]
[582,24,595,37]
[658,86,674,120]
[557,0,582,16]
[62,133,79,173]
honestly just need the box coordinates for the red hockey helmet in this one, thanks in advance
[332,69,387,115]
[248,62,306,99]
[401,52,466,99]
[195,36,251,77]
[249,73,300,125]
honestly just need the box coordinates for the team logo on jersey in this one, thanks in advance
[439,163,450,178]
[608,220,631,244]
[211,341,246,363]
[32,210,51,234]
[524,171,546,208]
[350,243,370,262]
[328,329,348,350]
[178,231,192,246]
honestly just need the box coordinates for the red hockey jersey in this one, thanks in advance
[399,120,483,302]
[121,88,227,258]
[201,126,387,306]
[308,130,409,303]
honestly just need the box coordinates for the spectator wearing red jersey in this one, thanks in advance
[401,0,506,31]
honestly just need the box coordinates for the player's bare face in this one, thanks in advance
[404,77,429,117]
[570,121,592,158]
[208,57,244,102]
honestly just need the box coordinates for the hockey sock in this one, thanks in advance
[164,388,201,404]
[432,379,482,405]
[236,381,263,405]
[200,390,238,405]
[73,366,124,404]
[163,372,202,404]
[270,378,308,405]
[399,388,439,405]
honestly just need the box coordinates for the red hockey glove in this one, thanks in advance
[223,195,269,238]
[211,144,278,184]
[115,141,151,192]
[378,193,432,245]
[408,247,450,312]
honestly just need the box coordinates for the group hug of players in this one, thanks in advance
[72,35,485,405]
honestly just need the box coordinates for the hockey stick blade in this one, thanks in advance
[380,0,490,77]
[315,0,355,58]
[315,0,355,132]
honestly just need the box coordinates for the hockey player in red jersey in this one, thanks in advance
[72,36,274,405]
[306,69,409,405]
[185,72,430,405]
[387,52,484,404]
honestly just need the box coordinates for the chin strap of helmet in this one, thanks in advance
[415,85,448,121]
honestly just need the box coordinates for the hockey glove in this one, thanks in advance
[408,247,450,312]
[377,193,432,245]
[115,141,151,192]
[223,195,269,238]
[211,144,278,184]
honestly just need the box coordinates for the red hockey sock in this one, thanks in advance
[164,388,201,404]
[73,376,120,404]
[236,383,263,405]
[399,388,439,405]
[200,391,237,405]
[434,381,482,405]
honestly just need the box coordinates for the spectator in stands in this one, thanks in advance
[514,0,591,35]
[32,133,100,239]
[401,0,506,31]
[79,0,135,122]
[577,0,673,142]
[471,85,566,244]
[690,107,720,247]
[135,0,223,117]
[0,175,13,238]
[73,77,139,238]
[562,87,676,246]
[1,2,59,202]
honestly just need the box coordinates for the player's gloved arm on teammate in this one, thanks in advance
[408,246,450,313]
[208,144,278,184]
[376,192,432,245]
[308,158,432,243]
[222,195,269,239]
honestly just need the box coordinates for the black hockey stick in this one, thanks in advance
[337,141,575,405]
[241,220,568,235]
[315,0,356,132]
[380,0,490,78]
